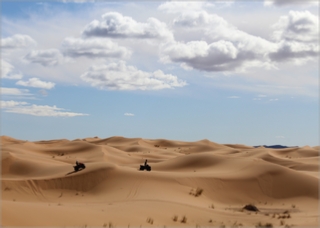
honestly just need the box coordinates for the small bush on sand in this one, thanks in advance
[146,217,154,224]
[256,222,273,228]
[243,204,259,212]
[181,215,187,223]
[195,188,203,196]
[209,203,215,209]
[190,187,203,197]
[102,222,114,228]
[173,215,178,222]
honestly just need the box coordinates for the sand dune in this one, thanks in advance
[1,136,319,227]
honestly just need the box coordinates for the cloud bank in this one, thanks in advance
[1,100,88,117]
[16,78,55,89]
[159,9,318,72]
[61,37,131,59]
[1,60,23,80]
[82,12,173,41]
[81,61,187,90]
[1,34,37,49]
[23,49,64,66]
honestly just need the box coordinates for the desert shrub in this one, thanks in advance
[181,215,187,223]
[172,215,178,222]
[209,203,215,209]
[190,187,204,196]
[243,204,259,212]
[195,188,203,196]
[256,222,273,228]
[146,217,154,224]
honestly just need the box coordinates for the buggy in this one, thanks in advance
[139,164,151,171]
[74,162,85,171]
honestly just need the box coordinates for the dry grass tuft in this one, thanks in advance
[172,215,178,222]
[256,222,273,228]
[146,217,154,224]
[181,215,187,223]
[190,187,204,197]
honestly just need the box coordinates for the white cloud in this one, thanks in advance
[23,49,64,66]
[160,10,278,72]
[269,41,319,63]
[1,100,89,117]
[1,34,37,49]
[1,60,23,80]
[269,11,319,63]
[228,96,240,99]
[272,10,319,43]
[124,113,134,116]
[172,10,228,29]
[16,78,55,89]
[82,12,173,41]
[161,10,318,72]
[61,37,131,59]
[81,61,187,90]
[264,0,318,7]
[158,1,215,13]
[1,100,28,108]
[1,87,33,96]
[161,40,243,72]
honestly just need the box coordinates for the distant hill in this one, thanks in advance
[254,145,297,149]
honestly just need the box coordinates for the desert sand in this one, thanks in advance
[1,135,319,227]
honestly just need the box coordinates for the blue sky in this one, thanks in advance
[1,0,319,146]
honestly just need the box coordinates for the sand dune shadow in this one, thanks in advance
[65,168,85,176]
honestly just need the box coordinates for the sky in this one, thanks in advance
[1,0,319,146]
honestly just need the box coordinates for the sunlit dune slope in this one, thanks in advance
[1,136,319,227]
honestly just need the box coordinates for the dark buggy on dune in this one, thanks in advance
[139,159,151,171]
[74,161,85,171]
